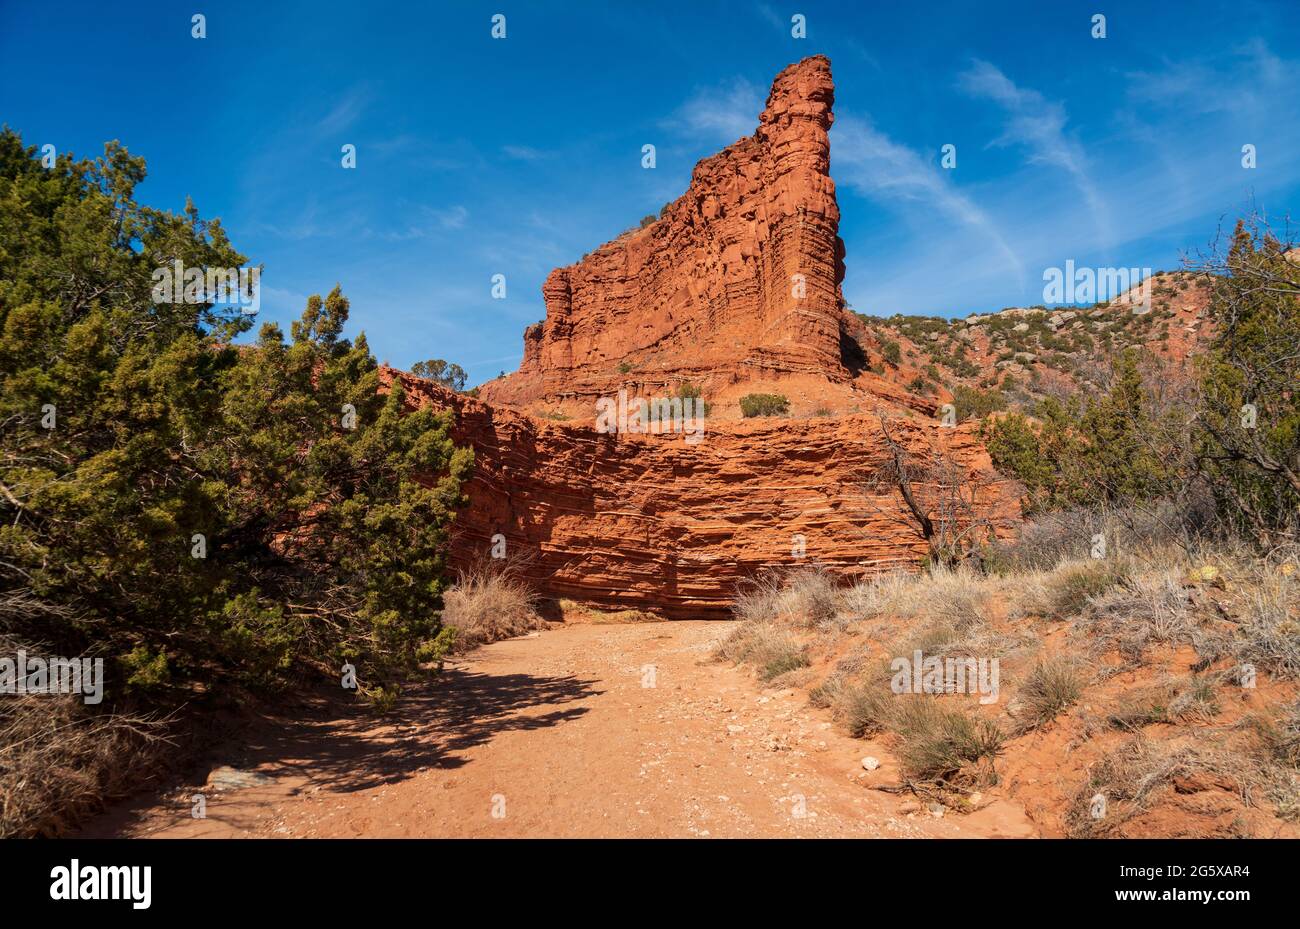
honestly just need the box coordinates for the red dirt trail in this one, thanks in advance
[86,622,1036,838]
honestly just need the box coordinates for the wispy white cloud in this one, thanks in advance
[958,60,1111,248]
[430,205,468,229]
[1128,38,1298,115]
[316,85,372,138]
[664,77,763,142]
[756,3,785,33]
[832,114,1024,285]
[259,285,311,317]
[376,205,469,241]
[502,144,548,161]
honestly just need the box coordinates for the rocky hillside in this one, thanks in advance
[844,270,1213,417]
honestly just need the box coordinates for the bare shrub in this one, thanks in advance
[1066,736,1250,837]
[863,415,1000,567]
[442,565,545,653]
[0,690,169,838]
[989,510,1101,571]
[989,498,1218,574]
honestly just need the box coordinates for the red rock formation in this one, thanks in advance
[396,56,1025,618]
[480,55,850,408]
[388,369,1020,619]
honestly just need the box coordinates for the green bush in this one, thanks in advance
[739,393,790,418]
[906,375,932,396]
[1193,219,1300,543]
[0,129,472,699]
[980,350,1172,514]
[951,384,1006,422]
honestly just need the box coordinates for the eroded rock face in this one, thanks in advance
[388,371,1020,618]
[479,55,849,408]
[404,55,1023,617]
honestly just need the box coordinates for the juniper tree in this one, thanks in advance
[1191,217,1300,544]
[0,128,471,699]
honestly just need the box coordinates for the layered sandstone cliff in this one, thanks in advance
[480,55,850,409]
[389,369,1019,618]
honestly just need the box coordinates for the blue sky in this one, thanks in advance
[3,0,1298,386]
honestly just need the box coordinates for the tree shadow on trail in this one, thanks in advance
[82,664,601,836]
[245,667,602,795]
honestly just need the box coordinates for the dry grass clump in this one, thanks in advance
[1017,656,1089,729]
[1066,736,1250,837]
[995,557,1130,622]
[810,666,894,737]
[784,570,842,628]
[1106,675,1221,731]
[808,670,848,709]
[442,566,546,652]
[1230,562,1300,678]
[1246,699,1300,820]
[721,569,835,681]
[863,564,1008,662]
[924,585,989,633]
[896,586,1034,665]
[731,573,785,624]
[1046,558,1133,618]
[840,571,915,622]
[1000,568,1055,621]
[733,568,844,630]
[1073,568,1203,661]
[891,697,1004,785]
[0,689,168,838]
[1252,698,1300,769]
[715,620,809,682]
[811,669,1005,784]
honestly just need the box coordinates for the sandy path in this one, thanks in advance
[87,621,1035,838]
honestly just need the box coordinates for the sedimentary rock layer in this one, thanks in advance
[390,371,1020,618]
